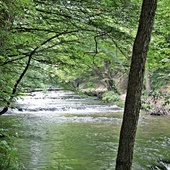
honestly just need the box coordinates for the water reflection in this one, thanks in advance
[0,91,170,170]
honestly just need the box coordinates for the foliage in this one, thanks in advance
[0,0,169,112]
[0,0,129,109]
[150,68,170,89]
[146,0,170,89]
[0,128,22,170]
[102,91,124,107]
[0,0,33,108]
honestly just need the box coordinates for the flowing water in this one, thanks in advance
[0,90,170,170]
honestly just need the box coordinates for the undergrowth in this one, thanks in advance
[0,128,23,170]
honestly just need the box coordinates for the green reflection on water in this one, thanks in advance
[46,122,120,170]
[0,113,170,170]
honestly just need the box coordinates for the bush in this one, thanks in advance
[102,91,124,107]
[0,129,22,170]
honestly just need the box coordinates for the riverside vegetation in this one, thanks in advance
[0,0,169,169]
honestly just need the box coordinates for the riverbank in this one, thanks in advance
[81,87,170,116]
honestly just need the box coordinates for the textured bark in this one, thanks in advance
[115,0,157,170]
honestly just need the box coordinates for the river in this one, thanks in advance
[0,90,170,170]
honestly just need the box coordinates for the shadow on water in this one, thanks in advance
[0,90,170,170]
[150,159,170,170]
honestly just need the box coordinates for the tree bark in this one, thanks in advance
[115,0,157,170]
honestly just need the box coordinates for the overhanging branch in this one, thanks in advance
[0,29,81,115]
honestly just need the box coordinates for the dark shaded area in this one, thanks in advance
[150,159,170,170]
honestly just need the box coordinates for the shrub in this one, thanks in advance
[0,129,22,170]
[102,91,124,107]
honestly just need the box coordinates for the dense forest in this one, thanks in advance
[0,0,169,112]
[0,0,170,169]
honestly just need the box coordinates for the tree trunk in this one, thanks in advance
[104,60,119,93]
[115,0,157,170]
[145,69,152,92]
[104,60,113,91]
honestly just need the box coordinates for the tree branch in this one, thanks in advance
[0,29,81,115]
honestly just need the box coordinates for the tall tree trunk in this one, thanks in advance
[115,0,157,170]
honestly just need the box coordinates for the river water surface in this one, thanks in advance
[0,90,170,170]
